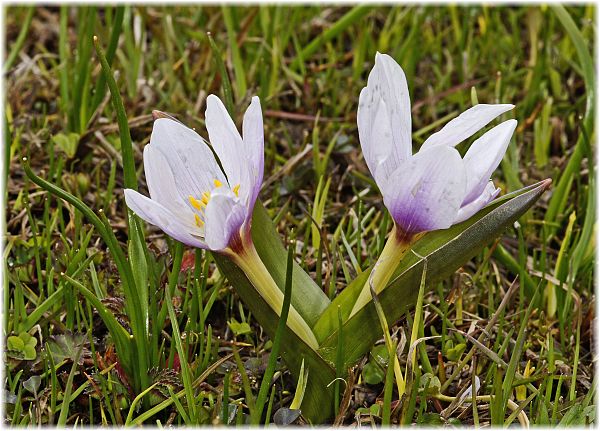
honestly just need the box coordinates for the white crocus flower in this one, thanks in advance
[125,95,318,349]
[124,95,263,253]
[351,53,516,316]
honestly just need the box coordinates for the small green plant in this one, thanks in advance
[6,332,37,361]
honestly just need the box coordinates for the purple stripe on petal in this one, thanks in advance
[382,145,466,234]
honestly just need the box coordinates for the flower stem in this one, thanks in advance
[350,226,416,317]
[231,241,319,351]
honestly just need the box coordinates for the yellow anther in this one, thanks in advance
[232,184,240,197]
[188,195,203,211]
[194,214,204,227]
[213,179,223,188]
[201,191,210,205]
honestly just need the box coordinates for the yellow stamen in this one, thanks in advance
[194,214,204,227]
[201,191,210,205]
[232,184,240,197]
[188,195,203,211]
[213,179,223,188]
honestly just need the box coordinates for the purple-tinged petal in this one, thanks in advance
[454,181,500,224]
[358,53,412,183]
[382,145,466,234]
[124,189,208,249]
[205,95,246,191]
[242,96,264,214]
[421,104,514,149]
[203,191,247,251]
[462,119,517,204]
[149,118,226,200]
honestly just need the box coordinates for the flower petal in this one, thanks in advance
[358,91,396,185]
[149,118,226,200]
[421,104,515,149]
[124,189,207,249]
[205,94,246,191]
[462,119,517,204]
[144,145,192,215]
[382,145,466,234]
[454,181,500,224]
[358,53,412,182]
[203,191,247,251]
[242,96,264,213]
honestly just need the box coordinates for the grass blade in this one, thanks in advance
[252,238,295,424]
[89,6,125,117]
[290,6,372,70]
[4,7,35,72]
[57,344,84,426]
[93,35,137,191]
[208,32,235,116]
[221,7,247,99]
[545,6,595,232]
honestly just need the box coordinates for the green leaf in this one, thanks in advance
[370,344,389,368]
[127,213,149,335]
[214,264,335,422]
[214,202,335,423]
[21,333,36,347]
[7,335,24,351]
[418,413,444,425]
[23,375,41,395]
[47,333,90,365]
[315,180,550,368]
[51,132,80,159]
[217,181,549,423]
[446,343,466,362]
[248,202,330,327]
[228,319,252,336]
[419,373,441,396]
[362,362,385,385]
[273,408,301,426]
[23,345,36,361]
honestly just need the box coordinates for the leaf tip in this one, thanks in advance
[152,110,167,120]
[541,178,553,190]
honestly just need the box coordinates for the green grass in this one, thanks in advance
[4,4,595,426]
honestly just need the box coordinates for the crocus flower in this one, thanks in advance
[125,95,318,349]
[124,95,264,253]
[351,53,516,315]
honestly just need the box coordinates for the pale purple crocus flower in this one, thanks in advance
[124,95,319,349]
[351,53,517,316]
[124,94,264,254]
[358,52,517,241]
